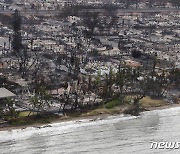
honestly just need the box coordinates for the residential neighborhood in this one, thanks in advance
[0,0,179,117]
[0,1,180,153]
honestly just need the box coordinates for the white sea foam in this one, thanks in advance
[1,106,180,154]
[0,114,137,142]
[1,106,179,143]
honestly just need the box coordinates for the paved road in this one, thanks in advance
[0,9,60,16]
[0,8,180,16]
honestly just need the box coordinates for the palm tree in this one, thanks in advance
[4,98,18,119]
[30,86,51,115]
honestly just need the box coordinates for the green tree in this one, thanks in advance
[116,65,126,97]
[103,68,115,99]
[4,98,18,119]
[30,86,51,115]
[169,67,180,89]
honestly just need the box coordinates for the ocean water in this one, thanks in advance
[1,107,180,154]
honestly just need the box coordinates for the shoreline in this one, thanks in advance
[0,113,109,132]
[0,102,180,132]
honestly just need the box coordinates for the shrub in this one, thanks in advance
[105,100,120,109]
[10,119,27,126]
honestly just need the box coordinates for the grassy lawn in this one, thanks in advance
[15,97,169,121]
[0,96,170,128]
[18,111,37,118]
[87,96,169,116]
[86,103,130,116]
[105,100,120,109]
[86,108,111,116]
[140,96,167,108]
[10,113,59,126]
